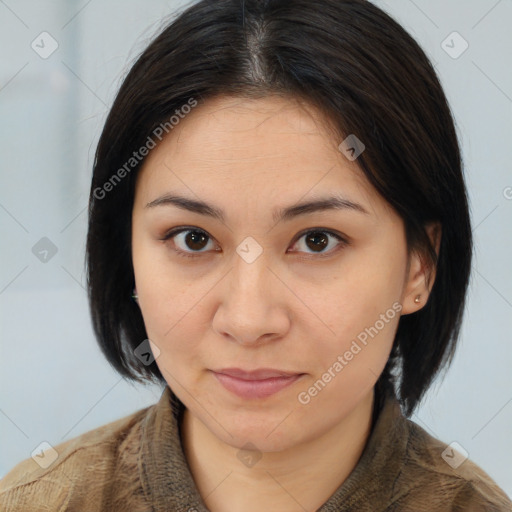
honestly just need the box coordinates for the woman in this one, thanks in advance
[1,0,510,510]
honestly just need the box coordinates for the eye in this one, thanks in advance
[289,229,349,258]
[161,227,217,258]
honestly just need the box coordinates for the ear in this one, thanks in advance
[400,222,442,315]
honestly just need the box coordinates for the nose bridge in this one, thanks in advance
[230,239,273,302]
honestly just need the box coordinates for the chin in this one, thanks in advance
[210,409,308,452]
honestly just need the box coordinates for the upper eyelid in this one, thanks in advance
[162,226,212,241]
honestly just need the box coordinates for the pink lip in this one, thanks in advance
[211,368,304,399]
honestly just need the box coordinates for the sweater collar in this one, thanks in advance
[140,385,407,512]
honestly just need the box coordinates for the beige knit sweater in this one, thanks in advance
[1,386,510,511]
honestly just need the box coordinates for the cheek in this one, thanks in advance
[304,255,403,378]
[135,267,215,383]
[133,240,200,332]
[312,302,398,378]
[142,291,205,388]
[299,305,398,412]
[140,287,203,353]
[133,256,186,352]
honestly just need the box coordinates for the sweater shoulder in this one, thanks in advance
[392,418,512,511]
[0,405,151,511]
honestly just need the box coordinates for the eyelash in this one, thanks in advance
[160,226,350,260]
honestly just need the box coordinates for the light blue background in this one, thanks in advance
[1,0,511,498]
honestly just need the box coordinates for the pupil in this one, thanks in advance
[306,232,328,252]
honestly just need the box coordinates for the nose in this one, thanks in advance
[211,249,291,346]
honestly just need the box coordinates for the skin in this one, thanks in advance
[131,94,440,512]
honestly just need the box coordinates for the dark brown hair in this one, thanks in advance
[86,0,472,416]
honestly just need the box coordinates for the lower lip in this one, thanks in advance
[212,372,303,399]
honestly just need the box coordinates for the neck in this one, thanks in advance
[181,389,376,512]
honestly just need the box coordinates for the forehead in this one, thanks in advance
[172,95,336,161]
[135,95,382,217]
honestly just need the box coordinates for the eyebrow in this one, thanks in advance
[145,193,369,223]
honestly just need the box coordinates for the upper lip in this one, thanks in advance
[213,368,302,380]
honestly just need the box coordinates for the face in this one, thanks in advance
[131,94,418,452]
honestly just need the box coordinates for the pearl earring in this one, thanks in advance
[414,295,421,304]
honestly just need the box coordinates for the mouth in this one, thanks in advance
[210,368,305,399]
